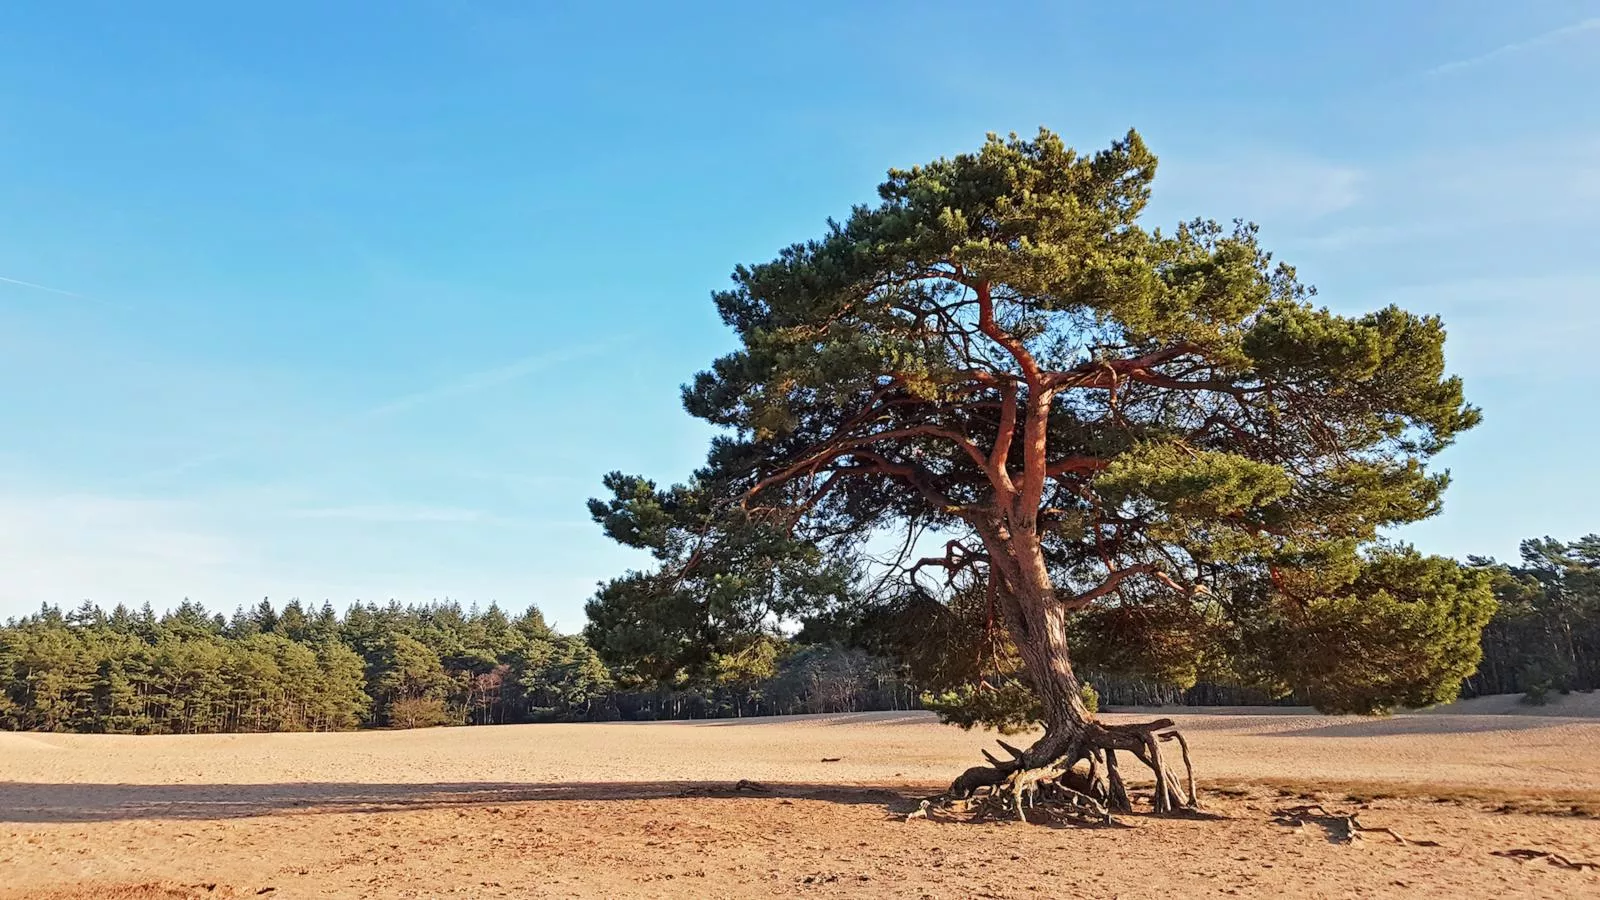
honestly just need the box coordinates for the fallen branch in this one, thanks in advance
[1272,804,1441,847]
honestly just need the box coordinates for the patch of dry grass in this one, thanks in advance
[1206,777,1600,818]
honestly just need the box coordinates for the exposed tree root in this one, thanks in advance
[1491,849,1600,871]
[926,718,1200,825]
[1273,803,1442,847]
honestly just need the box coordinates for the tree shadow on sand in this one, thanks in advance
[0,778,1226,830]
[0,780,927,825]
[689,712,935,728]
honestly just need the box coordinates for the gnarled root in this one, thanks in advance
[1275,803,1444,848]
[930,718,1199,825]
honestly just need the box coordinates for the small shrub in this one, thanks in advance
[1518,657,1571,707]
[387,697,451,728]
[1080,682,1100,714]
[921,681,1041,734]
[920,680,1099,734]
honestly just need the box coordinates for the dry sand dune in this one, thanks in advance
[3,701,1599,898]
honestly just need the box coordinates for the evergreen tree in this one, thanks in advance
[1471,536,1600,701]
[309,601,341,644]
[313,640,369,730]
[371,633,451,726]
[277,600,311,642]
[587,128,1494,813]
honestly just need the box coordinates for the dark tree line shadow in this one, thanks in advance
[0,780,921,825]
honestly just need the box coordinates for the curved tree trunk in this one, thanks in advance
[1004,577,1094,766]
[942,533,1200,822]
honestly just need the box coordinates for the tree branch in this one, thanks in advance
[908,540,990,585]
[988,379,1020,498]
[846,450,963,513]
[1045,344,1203,390]
[1062,563,1156,610]
[974,281,1043,387]
[745,424,983,504]
[785,470,846,531]
[1017,385,1055,527]
[1046,455,1108,477]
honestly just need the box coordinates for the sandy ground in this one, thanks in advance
[3,695,1599,898]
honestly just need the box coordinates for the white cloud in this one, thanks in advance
[1427,17,1600,76]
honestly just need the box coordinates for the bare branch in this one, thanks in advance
[1045,343,1202,390]
[908,540,991,585]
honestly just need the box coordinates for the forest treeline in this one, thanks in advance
[1464,536,1600,701]
[0,598,917,734]
[2,534,1596,734]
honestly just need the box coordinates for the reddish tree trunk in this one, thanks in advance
[1000,565,1095,767]
[976,523,1096,765]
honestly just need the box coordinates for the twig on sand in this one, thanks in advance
[1491,848,1600,871]
[676,778,772,797]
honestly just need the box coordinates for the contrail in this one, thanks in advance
[1427,17,1600,76]
[129,337,627,483]
[0,274,85,298]
[353,344,606,421]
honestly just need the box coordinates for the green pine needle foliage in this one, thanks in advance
[586,127,1496,727]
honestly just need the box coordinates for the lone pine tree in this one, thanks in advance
[586,128,1495,819]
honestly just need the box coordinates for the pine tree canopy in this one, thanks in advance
[586,128,1495,723]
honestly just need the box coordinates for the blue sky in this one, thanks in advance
[1,1,1596,629]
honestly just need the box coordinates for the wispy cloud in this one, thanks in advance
[1427,17,1600,76]
[0,274,85,299]
[1375,274,1600,379]
[132,338,626,483]
[1292,220,1462,253]
[0,479,613,621]
[0,491,249,613]
[286,504,488,524]
[457,470,585,489]
[353,347,600,422]
[1290,134,1600,252]
[1154,153,1366,225]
